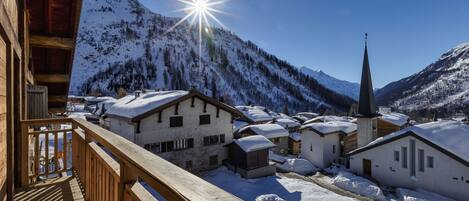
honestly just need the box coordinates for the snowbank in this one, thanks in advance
[256,194,286,201]
[201,167,355,201]
[276,158,318,175]
[396,188,455,201]
[332,171,386,201]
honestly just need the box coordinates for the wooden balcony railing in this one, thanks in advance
[20,118,240,201]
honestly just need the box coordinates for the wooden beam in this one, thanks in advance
[35,74,69,83]
[29,35,74,50]
[48,95,67,103]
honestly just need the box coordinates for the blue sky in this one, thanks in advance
[139,0,469,87]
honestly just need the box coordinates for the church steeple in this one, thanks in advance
[357,33,378,117]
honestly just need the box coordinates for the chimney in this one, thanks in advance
[134,90,142,98]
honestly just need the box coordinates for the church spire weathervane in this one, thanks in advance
[365,33,368,46]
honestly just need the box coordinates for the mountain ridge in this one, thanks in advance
[70,0,356,113]
[300,67,360,100]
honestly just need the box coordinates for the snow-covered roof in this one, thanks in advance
[96,99,118,116]
[272,118,301,129]
[289,132,301,141]
[296,112,319,119]
[106,91,189,119]
[379,112,409,126]
[233,120,249,133]
[238,124,289,139]
[303,115,355,125]
[235,106,273,123]
[301,121,357,135]
[350,120,469,163]
[234,135,276,152]
[85,96,116,103]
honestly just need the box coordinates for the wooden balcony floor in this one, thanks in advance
[14,176,84,201]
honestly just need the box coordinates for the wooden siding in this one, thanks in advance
[288,139,301,155]
[0,34,7,200]
[343,132,358,154]
[377,119,401,138]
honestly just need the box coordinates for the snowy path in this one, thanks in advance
[201,167,357,201]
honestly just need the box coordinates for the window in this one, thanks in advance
[394,151,400,162]
[310,144,313,152]
[332,145,336,154]
[402,147,408,168]
[427,156,434,168]
[203,135,222,146]
[170,116,183,127]
[188,138,194,148]
[209,155,218,166]
[161,141,174,153]
[144,143,161,154]
[410,140,416,177]
[186,160,193,169]
[418,149,425,172]
[199,114,211,125]
[219,134,225,143]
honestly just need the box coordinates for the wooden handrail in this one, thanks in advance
[20,117,240,200]
[71,118,240,201]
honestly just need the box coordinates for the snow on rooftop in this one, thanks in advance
[289,132,301,141]
[239,124,289,139]
[273,118,301,129]
[362,120,469,162]
[304,115,355,125]
[85,96,116,102]
[379,112,409,126]
[105,90,189,119]
[233,120,249,133]
[301,121,357,135]
[234,135,276,152]
[236,106,273,123]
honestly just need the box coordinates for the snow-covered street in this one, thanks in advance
[201,167,357,201]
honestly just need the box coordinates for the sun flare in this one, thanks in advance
[167,0,228,67]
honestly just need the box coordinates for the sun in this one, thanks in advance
[166,0,228,67]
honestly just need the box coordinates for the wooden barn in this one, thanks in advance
[0,0,239,200]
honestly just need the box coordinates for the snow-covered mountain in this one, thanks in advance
[70,0,356,113]
[376,42,469,114]
[300,67,360,100]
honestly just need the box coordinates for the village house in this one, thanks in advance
[300,121,357,168]
[105,89,243,172]
[347,120,469,201]
[377,107,411,137]
[237,123,289,154]
[270,117,303,155]
[227,135,277,179]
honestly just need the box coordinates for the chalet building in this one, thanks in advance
[0,1,240,200]
[235,105,273,124]
[288,132,301,155]
[347,120,469,201]
[377,107,410,137]
[105,90,243,172]
[300,121,357,168]
[237,124,289,154]
[227,135,276,179]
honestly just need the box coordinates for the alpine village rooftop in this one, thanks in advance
[0,0,239,200]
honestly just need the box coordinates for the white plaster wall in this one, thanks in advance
[108,118,136,142]
[322,134,341,167]
[349,135,469,201]
[301,130,324,168]
[357,118,374,147]
[134,97,233,172]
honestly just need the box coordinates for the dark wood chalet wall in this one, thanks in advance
[377,119,400,138]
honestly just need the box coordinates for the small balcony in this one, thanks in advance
[16,118,240,201]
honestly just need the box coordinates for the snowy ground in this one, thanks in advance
[269,152,318,175]
[200,167,357,201]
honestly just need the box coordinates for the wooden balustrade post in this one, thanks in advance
[119,161,138,201]
[20,123,29,186]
